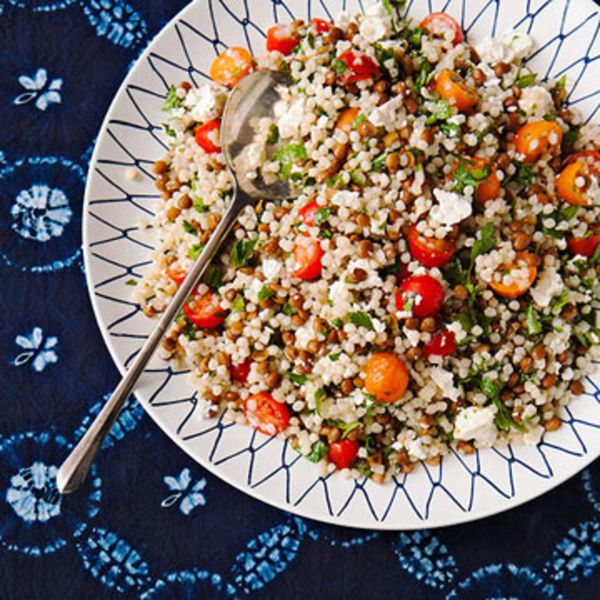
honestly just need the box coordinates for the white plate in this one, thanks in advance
[83,0,600,529]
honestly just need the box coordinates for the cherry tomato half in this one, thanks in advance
[556,151,599,207]
[420,12,464,46]
[194,119,221,154]
[328,439,360,470]
[514,120,563,163]
[365,352,409,403]
[293,237,324,280]
[461,157,501,204]
[424,330,457,359]
[567,224,600,257]
[210,47,253,88]
[183,291,228,329]
[231,360,252,384]
[566,150,600,173]
[396,275,445,318]
[166,263,187,286]
[407,225,456,268]
[244,392,291,435]
[266,23,301,55]
[299,199,320,227]
[435,69,478,112]
[489,252,538,299]
[311,18,333,34]
[337,50,380,85]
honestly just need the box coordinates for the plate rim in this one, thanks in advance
[82,0,600,530]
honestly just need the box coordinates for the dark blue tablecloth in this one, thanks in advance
[0,2,598,598]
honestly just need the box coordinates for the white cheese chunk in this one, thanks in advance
[518,85,555,118]
[276,97,305,139]
[530,267,563,308]
[430,367,462,401]
[368,96,404,128]
[430,188,473,226]
[474,31,534,65]
[184,83,226,123]
[454,406,498,446]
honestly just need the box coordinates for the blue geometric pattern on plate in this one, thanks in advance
[83,0,600,530]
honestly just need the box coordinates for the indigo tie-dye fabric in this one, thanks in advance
[0,1,599,598]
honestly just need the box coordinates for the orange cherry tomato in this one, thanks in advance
[556,152,599,206]
[407,224,456,268]
[435,69,478,112]
[166,264,187,286]
[210,47,253,87]
[183,290,228,329]
[337,50,380,85]
[335,107,360,135]
[489,252,538,299]
[266,23,301,55]
[567,224,600,257]
[365,352,409,403]
[311,18,333,34]
[292,237,323,280]
[244,392,291,435]
[420,12,464,46]
[328,440,360,470]
[231,360,252,384]
[461,157,501,204]
[194,119,221,154]
[514,120,563,163]
[299,199,320,227]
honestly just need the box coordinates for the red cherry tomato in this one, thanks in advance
[337,50,380,85]
[299,199,320,227]
[266,23,301,55]
[567,224,600,257]
[166,264,187,286]
[311,18,333,34]
[407,225,456,268]
[328,439,360,470]
[183,291,227,329]
[195,119,221,154]
[293,237,323,280]
[244,392,291,435]
[420,12,464,46]
[231,360,251,384]
[396,263,411,282]
[424,330,456,359]
[396,275,445,318]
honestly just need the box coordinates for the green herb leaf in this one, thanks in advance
[192,198,208,213]
[332,58,347,76]
[306,440,328,462]
[471,223,497,264]
[202,263,223,289]
[181,318,196,340]
[558,205,579,222]
[556,74,567,89]
[414,60,434,90]
[481,377,525,432]
[513,162,534,188]
[329,353,340,362]
[275,143,308,179]
[551,290,570,314]
[232,296,245,312]
[316,104,327,116]
[339,421,361,439]
[331,318,344,329]
[314,207,332,226]
[454,158,491,193]
[267,124,279,144]
[282,303,293,316]
[230,238,257,268]
[124,278,137,286]
[425,99,452,125]
[162,122,177,137]
[258,285,272,302]
[564,127,580,148]
[348,311,374,331]
[372,153,388,171]
[592,245,600,266]
[315,387,326,416]
[525,306,542,336]
[182,220,197,234]
[162,85,181,111]
[350,171,366,187]
[289,372,308,385]
[440,122,461,138]
[516,73,536,88]
[188,243,205,260]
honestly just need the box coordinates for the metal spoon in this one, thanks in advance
[57,70,296,494]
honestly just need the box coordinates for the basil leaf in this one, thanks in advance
[348,311,375,331]
[332,58,347,75]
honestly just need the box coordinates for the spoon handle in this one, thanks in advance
[56,192,249,494]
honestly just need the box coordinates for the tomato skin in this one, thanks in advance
[566,151,600,173]
[311,18,333,33]
[420,12,464,46]
[337,50,380,85]
[266,24,301,55]
[396,275,445,318]
[365,352,410,403]
[293,237,324,280]
[328,440,360,470]
[244,392,291,435]
[231,360,251,384]
[461,157,501,204]
[194,119,221,154]
[435,69,478,111]
[299,199,320,227]
[407,225,456,268]
[183,291,227,329]
[210,47,253,87]
[567,224,600,257]
[489,252,538,299]
[166,264,187,286]
[424,330,456,359]
[514,120,563,163]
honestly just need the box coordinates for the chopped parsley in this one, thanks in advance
[182,220,197,234]
[441,121,461,138]
[232,296,245,312]
[314,207,332,226]
[203,263,223,289]
[188,243,205,260]
[192,198,208,213]
[315,387,326,416]
[282,303,293,316]
[162,122,177,137]
[267,124,279,144]
[348,311,375,331]
[162,85,181,111]
[525,306,542,336]
[124,278,137,286]
[275,143,307,179]
[481,377,525,432]
[258,285,272,302]
[550,290,570,315]
[306,440,328,462]
[516,73,536,88]
[230,238,257,268]
[289,372,308,385]
[332,58,347,76]
[425,99,453,125]
[454,158,491,194]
